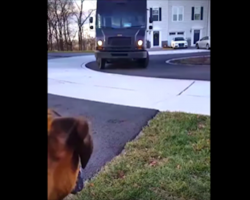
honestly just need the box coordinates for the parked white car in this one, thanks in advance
[170,37,188,49]
[196,36,210,49]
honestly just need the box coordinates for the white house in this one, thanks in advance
[86,0,210,48]
[147,0,210,47]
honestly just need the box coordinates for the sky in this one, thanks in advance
[71,0,97,38]
[75,0,96,10]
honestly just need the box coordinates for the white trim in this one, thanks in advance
[207,1,210,35]
[168,31,185,37]
[151,30,161,47]
[191,25,203,29]
[191,29,203,46]
[166,0,169,39]
[172,6,184,22]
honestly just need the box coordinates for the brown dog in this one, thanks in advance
[48,109,93,200]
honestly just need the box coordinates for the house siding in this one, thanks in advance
[148,0,210,47]
[147,0,169,47]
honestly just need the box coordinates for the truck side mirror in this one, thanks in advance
[149,25,153,30]
[149,17,153,24]
[90,25,94,29]
[89,17,93,23]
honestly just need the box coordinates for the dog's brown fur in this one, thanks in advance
[48,109,93,200]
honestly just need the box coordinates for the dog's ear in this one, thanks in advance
[75,117,93,169]
[48,117,78,160]
[48,117,93,168]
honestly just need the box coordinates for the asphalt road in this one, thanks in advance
[86,52,210,81]
[48,94,158,181]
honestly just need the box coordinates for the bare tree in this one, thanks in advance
[48,0,61,50]
[48,0,75,51]
[48,0,56,50]
[73,0,94,50]
[47,0,95,51]
[60,0,74,50]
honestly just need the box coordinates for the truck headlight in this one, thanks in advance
[137,40,143,46]
[97,40,103,46]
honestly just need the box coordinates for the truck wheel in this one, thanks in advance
[138,54,149,68]
[97,58,106,70]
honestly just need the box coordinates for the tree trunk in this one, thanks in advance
[58,25,64,51]
[62,18,68,51]
[52,22,59,51]
[66,20,73,51]
[78,28,83,51]
[48,23,53,50]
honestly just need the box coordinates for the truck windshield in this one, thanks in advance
[96,0,146,29]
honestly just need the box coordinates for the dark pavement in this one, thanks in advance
[48,94,158,181]
[86,52,210,81]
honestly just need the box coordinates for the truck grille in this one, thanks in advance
[105,47,131,51]
[108,37,132,46]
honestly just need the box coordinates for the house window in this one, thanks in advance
[169,32,176,35]
[177,32,184,35]
[172,6,184,22]
[152,8,159,21]
[194,7,201,20]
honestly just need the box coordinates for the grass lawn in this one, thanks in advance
[172,56,210,65]
[69,112,210,200]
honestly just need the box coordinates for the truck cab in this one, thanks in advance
[89,0,153,69]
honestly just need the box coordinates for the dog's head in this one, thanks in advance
[48,110,93,170]
[48,109,93,200]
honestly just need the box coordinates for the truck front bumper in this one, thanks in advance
[95,50,148,59]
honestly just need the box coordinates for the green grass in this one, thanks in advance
[172,56,210,65]
[71,112,210,200]
[48,50,94,53]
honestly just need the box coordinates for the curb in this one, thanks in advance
[149,49,209,55]
[165,55,210,66]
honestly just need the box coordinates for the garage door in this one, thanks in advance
[168,31,185,46]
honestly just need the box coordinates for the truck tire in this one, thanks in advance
[97,58,106,70]
[137,53,149,68]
